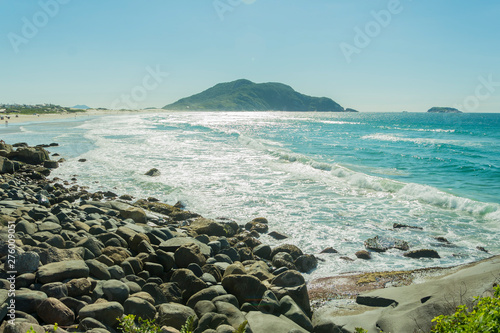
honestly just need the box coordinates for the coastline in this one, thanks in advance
[2,109,167,125]
[1,140,498,332]
[0,141,318,332]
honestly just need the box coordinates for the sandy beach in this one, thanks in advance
[1,109,165,125]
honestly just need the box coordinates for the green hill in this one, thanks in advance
[163,79,347,112]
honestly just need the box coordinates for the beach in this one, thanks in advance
[2,109,164,125]
[1,140,499,333]
[0,141,318,332]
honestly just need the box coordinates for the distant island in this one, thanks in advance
[427,107,462,113]
[72,104,91,110]
[163,79,351,112]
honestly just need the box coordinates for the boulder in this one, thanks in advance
[145,168,161,176]
[170,269,207,301]
[120,207,147,224]
[40,282,68,299]
[76,237,103,257]
[195,313,230,332]
[66,278,92,297]
[279,295,313,331]
[3,323,45,333]
[85,259,111,280]
[268,231,289,240]
[10,147,49,165]
[355,250,372,260]
[102,279,130,303]
[43,160,59,169]
[270,244,304,260]
[14,251,40,274]
[257,290,280,314]
[214,301,247,329]
[223,262,246,277]
[272,252,297,270]
[160,237,212,257]
[221,274,267,305]
[186,285,227,308]
[37,260,89,284]
[78,317,109,332]
[78,301,124,327]
[189,218,228,237]
[14,290,47,313]
[124,296,156,320]
[294,254,318,273]
[194,300,217,318]
[252,244,272,260]
[157,303,197,330]
[404,249,440,259]
[36,297,75,326]
[142,282,183,305]
[364,235,409,252]
[246,261,274,281]
[174,243,206,268]
[245,311,308,333]
[0,157,15,174]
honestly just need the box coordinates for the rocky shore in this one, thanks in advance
[0,142,318,333]
[1,141,498,333]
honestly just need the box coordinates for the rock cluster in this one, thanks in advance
[0,142,318,333]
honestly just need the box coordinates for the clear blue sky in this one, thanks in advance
[1,0,499,112]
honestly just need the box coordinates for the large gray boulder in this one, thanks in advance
[124,297,156,320]
[157,303,197,330]
[79,301,124,327]
[102,279,130,303]
[221,274,267,306]
[245,311,308,333]
[15,290,48,313]
[36,297,75,326]
[364,235,409,252]
[14,251,40,274]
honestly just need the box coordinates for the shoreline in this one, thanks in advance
[2,109,159,125]
[0,141,319,332]
[1,142,498,332]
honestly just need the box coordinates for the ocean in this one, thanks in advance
[3,111,500,280]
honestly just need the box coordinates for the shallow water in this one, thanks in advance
[3,111,500,280]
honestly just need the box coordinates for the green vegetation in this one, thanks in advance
[431,284,500,332]
[117,314,247,333]
[163,79,347,112]
[427,107,462,113]
[117,315,161,333]
[26,323,58,333]
[180,315,195,333]
[0,103,84,115]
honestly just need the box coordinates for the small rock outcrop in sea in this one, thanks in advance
[144,168,161,177]
[364,235,409,252]
[404,249,441,259]
[427,107,462,113]
[0,141,318,333]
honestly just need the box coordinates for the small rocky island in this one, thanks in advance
[427,107,462,113]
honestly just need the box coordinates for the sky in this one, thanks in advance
[1,0,499,112]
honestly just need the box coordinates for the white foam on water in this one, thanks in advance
[46,112,500,280]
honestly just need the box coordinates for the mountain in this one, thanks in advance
[72,105,91,110]
[163,79,347,112]
[427,107,462,113]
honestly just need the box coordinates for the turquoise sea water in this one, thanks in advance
[2,112,500,279]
